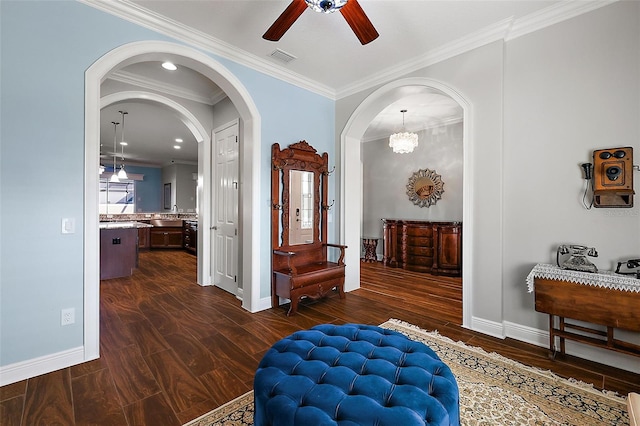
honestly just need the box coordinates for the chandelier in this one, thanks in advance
[389,109,418,154]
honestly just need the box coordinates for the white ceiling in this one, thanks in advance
[94,0,604,166]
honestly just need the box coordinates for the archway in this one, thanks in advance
[84,41,261,360]
[340,77,474,328]
[100,90,210,283]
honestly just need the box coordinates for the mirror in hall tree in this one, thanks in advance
[406,168,445,208]
[289,170,314,245]
[271,141,326,248]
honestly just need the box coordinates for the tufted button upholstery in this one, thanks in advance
[254,324,459,426]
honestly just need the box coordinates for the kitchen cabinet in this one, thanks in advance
[138,226,150,250]
[150,219,183,248]
[100,227,137,279]
[382,219,462,276]
[183,220,197,255]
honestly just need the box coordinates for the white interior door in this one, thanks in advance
[212,121,239,295]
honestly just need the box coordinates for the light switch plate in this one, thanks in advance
[62,218,75,234]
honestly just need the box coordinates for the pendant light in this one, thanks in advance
[389,109,419,154]
[110,121,120,183]
[117,110,128,179]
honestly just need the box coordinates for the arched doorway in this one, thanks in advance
[84,41,261,360]
[340,77,474,328]
[100,90,210,282]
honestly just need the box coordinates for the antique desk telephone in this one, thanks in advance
[615,258,640,279]
[556,244,599,273]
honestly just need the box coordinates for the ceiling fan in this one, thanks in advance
[263,0,379,45]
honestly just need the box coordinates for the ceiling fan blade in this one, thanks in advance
[340,0,379,45]
[263,0,308,41]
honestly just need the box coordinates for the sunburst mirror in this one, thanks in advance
[406,169,444,208]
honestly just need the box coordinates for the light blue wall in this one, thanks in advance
[0,1,334,366]
[130,165,163,212]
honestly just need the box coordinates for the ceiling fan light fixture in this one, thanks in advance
[117,164,128,179]
[389,109,419,154]
[305,0,347,13]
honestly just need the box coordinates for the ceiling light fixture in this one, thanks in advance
[305,0,348,13]
[389,109,418,154]
[174,145,181,150]
[175,138,183,143]
[161,61,177,71]
[110,121,120,183]
[117,111,128,179]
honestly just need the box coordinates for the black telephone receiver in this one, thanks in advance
[581,163,593,180]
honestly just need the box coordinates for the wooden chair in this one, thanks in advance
[271,141,347,315]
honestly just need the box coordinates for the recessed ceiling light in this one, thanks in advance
[119,142,128,146]
[173,145,181,149]
[162,61,177,71]
[175,138,183,143]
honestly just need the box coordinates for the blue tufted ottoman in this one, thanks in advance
[254,323,459,426]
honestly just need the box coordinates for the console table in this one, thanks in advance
[382,219,462,276]
[527,263,640,358]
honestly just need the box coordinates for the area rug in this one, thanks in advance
[184,318,629,426]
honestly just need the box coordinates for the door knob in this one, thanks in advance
[211,226,218,230]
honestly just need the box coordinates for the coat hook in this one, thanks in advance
[322,200,335,210]
[273,203,283,210]
[324,166,336,176]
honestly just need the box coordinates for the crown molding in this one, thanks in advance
[362,117,463,143]
[336,17,515,99]
[336,0,618,99]
[78,0,336,99]
[506,0,619,41]
[108,70,224,105]
[80,0,618,102]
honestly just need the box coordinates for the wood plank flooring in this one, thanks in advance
[1,250,638,425]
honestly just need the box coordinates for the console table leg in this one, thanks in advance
[548,315,556,359]
[559,316,566,355]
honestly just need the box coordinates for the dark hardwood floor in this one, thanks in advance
[1,250,638,425]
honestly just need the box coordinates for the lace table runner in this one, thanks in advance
[526,263,640,293]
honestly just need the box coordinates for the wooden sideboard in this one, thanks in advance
[382,219,462,276]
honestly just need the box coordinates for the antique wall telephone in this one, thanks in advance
[581,146,636,208]
[557,244,599,273]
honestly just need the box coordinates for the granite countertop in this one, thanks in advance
[99,221,153,229]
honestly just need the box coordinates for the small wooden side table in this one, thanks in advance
[362,237,379,263]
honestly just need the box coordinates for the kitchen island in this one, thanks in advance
[99,222,152,280]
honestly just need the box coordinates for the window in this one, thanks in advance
[99,179,135,214]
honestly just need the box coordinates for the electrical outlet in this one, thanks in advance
[61,308,75,326]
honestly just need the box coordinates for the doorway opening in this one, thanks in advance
[340,77,473,329]
[84,41,261,361]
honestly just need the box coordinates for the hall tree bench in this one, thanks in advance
[271,141,347,316]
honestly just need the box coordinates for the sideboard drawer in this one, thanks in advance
[407,246,434,257]
[403,236,433,247]
[404,226,433,237]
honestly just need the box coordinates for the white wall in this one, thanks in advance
[501,1,639,371]
[362,122,463,256]
[337,1,640,372]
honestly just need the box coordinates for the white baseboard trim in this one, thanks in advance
[503,321,640,374]
[471,316,505,339]
[0,346,87,387]
[253,296,275,313]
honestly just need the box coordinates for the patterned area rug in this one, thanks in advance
[184,319,629,426]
